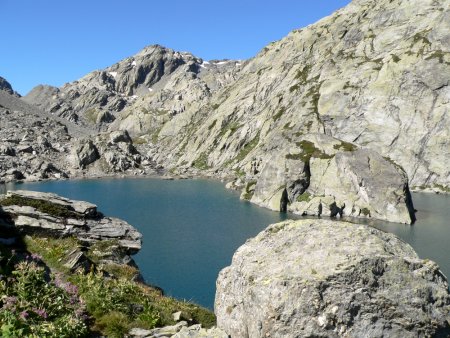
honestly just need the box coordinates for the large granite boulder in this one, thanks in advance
[215,219,450,337]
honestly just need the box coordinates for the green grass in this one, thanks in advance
[294,65,311,84]
[360,208,371,216]
[241,181,257,201]
[22,234,216,337]
[234,133,260,163]
[132,137,147,145]
[0,195,85,220]
[296,192,312,203]
[425,50,449,64]
[333,141,357,152]
[192,152,211,170]
[391,54,401,63]
[289,84,300,92]
[286,140,333,162]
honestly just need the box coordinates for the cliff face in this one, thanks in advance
[215,219,450,337]
[21,0,450,222]
[155,0,449,191]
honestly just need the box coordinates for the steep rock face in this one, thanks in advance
[250,133,415,223]
[148,0,449,193]
[215,219,450,338]
[0,76,20,97]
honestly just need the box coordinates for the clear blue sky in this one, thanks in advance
[1,0,351,95]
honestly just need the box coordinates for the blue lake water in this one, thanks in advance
[9,178,450,309]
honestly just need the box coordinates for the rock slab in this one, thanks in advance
[215,219,450,338]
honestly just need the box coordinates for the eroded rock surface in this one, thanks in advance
[215,219,450,338]
[0,190,142,263]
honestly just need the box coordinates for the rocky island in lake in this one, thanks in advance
[1,0,449,336]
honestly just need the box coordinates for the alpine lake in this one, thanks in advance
[8,178,450,309]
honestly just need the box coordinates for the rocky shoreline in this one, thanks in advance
[0,190,222,337]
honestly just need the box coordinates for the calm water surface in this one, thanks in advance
[10,178,450,309]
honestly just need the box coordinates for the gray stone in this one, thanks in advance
[215,219,450,338]
[71,139,100,169]
[0,190,142,263]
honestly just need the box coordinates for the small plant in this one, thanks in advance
[192,152,211,170]
[0,195,84,220]
[296,192,312,203]
[286,140,333,162]
[333,141,357,152]
[234,133,260,163]
[0,250,89,337]
[273,107,286,121]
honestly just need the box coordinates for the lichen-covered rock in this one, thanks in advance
[215,219,450,338]
[71,139,100,169]
[251,134,415,223]
[129,321,228,338]
[0,190,142,261]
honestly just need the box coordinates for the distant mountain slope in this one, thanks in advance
[0,76,20,97]
[22,0,449,221]
[24,45,241,132]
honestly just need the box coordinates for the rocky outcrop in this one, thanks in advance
[24,45,241,133]
[0,76,20,97]
[0,190,142,263]
[251,133,415,223]
[0,89,155,181]
[215,219,450,338]
[129,321,228,338]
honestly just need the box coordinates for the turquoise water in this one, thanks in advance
[10,178,450,309]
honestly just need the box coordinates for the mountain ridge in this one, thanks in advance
[5,0,450,223]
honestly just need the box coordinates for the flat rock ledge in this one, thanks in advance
[129,321,228,338]
[215,219,450,338]
[0,190,142,260]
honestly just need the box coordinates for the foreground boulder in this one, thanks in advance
[215,219,450,337]
[0,190,142,264]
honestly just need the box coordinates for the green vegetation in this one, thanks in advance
[425,50,450,64]
[218,121,241,139]
[433,184,450,193]
[360,208,371,216]
[296,192,312,203]
[273,107,286,121]
[0,196,84,220]
[333,141,357,152]
[0,246,89,337]
[11,235,216,337]
[241,181,257,201]
[412,31,431,46]
[132,137,148,145]
[192,152,211,170]
[235,133,260,163]
[294,65,312,85]
[391,54,401,63]
[211,104,220,110]
[289,84,300,92]
[286,140,333,162]
[151,127,162,143]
